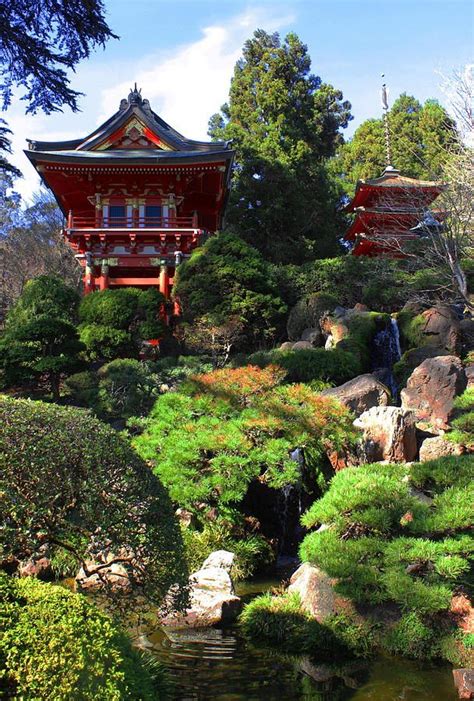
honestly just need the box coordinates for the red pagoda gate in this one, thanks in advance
[344,166,444,257]
[25,86,234,298]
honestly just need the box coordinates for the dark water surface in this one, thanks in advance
[133,578,457,701]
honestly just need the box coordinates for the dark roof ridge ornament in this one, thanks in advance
[119,83,148,111]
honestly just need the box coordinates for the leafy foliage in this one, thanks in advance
[446,388,474,445]
[0,574,167,700]
[174,232,286,348]
[299,456,474,659]
[333,95,459,190]
[208,30,352,263]
[78,287,165,360]
[0,396,188,606]
[0,0,116,115]
[245,347,363,384]
[132,365,356,515]
[0,275,83,397]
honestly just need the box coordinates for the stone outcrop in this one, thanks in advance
[301,326,324,347]
[288,563,339,623]
[466,364,474,389]
[161,550,241,628]
[419,435,465,462]
[291,340,314,351]
[322,374,390,417]
[354,406,417,463]
[76,555,132,592]
[401,355,467,430]
[453,669,474,700]
[460,318,474,355]
[419,304,461,352]
[279,341,294,351]
[18,556,53,581]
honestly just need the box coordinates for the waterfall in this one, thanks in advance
[371,317,402,399]
[277,448,304,555]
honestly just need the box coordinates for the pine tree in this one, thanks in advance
[208,30,352,264]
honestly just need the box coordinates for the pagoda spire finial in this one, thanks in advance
[381,74,394,170]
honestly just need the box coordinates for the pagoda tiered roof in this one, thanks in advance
[344,166,445,257]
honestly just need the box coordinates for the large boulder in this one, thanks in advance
[287,293,338,341]
[354,406,417,463]
[394,346,450,388]
[18,556,53,581]
[401,355,467,430]
[292,340,314,351]
[453,669,474,700]
[301,326,324,347]
[161,550,241,628]
[322,374,390,417]
[288,563,339,623]
[419,435,465,462]
[419,305,461,352]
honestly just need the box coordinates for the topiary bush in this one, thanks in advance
[0,574,169,700]
[0,396,188,606]
[78,287,165,360]
[299,456,474,660]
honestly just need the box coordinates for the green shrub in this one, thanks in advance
[447,389,474,445]
[245,347,362,384]
[97,359,160,418]
[0,574,167,700]
[78,288,165,361]
[181,519,274,580]
[174,232,287,347]
[299,457,474,660]
[64,370,100,408]
[0,396,188,605]
[382,612,438,660]
[133,366,356,515]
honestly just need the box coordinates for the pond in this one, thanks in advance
[132,577,458,701]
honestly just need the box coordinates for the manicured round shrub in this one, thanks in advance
[0,574,166,700]
[78,287,165,360]
[0,396,188,605]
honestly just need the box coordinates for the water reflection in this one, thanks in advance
[135,624,457,701]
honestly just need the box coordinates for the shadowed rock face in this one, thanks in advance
[418,305,461,353]
[419,435,465,462]
[322,373,390,417]
[452,669,474,700]
[288,562,340,623]
[354,406,418,463]
[401,355,467,430]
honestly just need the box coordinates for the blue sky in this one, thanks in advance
[7,0,473,200]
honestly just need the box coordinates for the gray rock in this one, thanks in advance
[322,374,391,417]
[288,562,338,623]
[279,341,294,351]
[161,551,241,628]
[419,435,466,462]
[301,326,323,347]
[292,340,314,351]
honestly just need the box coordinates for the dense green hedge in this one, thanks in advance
[0,396,188,606]
[245,347,363,384]
[0,574,168,700]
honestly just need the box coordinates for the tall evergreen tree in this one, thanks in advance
[332,94,460,192]
[208,30,352,263]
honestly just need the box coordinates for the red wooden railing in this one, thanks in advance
[66,212,199,229]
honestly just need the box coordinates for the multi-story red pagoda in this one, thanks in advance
[25,86,234,298]
[344,165,444,256]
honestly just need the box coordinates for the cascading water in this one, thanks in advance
[277,448,304,556]
[371,317,402,399]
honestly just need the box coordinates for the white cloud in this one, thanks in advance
[6,7,294,203]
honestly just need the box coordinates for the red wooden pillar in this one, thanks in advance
[159,263,169,298]
[83,253,95,294]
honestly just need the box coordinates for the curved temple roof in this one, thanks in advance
[25,85,233,158]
